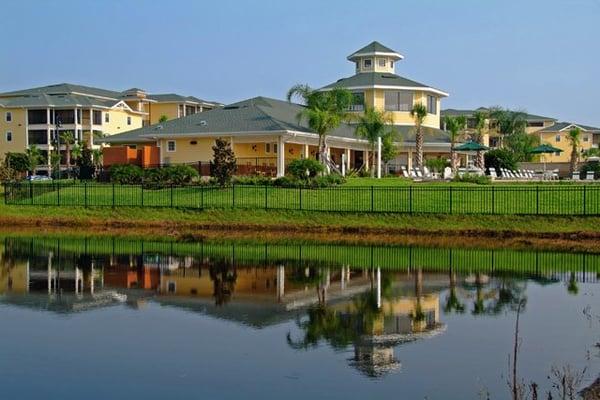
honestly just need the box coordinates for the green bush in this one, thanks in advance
[4,152,30,173]
[142,165,199,186]
[425,157,450,173]
[580,160,600,179]
[272,176,298,187]
[232,176,272,186]
[287,158,324,181]
[110,164,143,184]
[484,148,518,173]
[453,173,491,185]
[312,174,345,187]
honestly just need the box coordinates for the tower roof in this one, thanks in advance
[347,41,404,61]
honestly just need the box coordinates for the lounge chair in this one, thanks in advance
[572,171,580,180]
[488,168,497,179]
[586,171,595,181]
[401,166,410,178]
[414,168,423,178]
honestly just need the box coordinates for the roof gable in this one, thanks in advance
[347,41,403,61]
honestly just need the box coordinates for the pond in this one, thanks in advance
[0,236,599,399]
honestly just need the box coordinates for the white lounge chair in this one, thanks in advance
[572,171,580,180]
[488,168,497,179]
[586,171,595,181]
[414,168,423,178]
[401,166,410,178]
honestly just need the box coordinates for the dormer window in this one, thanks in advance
[363,59,372,68]
[390,61,394,68]
[378,58,386,67]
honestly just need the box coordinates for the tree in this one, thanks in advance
[354,107,395,177]
[59,130,76,177]
[444,115,466,171]
[211,137,237,187]
[92,149,103,169]
[566,127,581,174]
[4,152,30,173]
[286,84,353,165]
[24,146,43,175]
[410,103,428,169]
[71,143,82,163]
[76,146,96,180]
[381,129,399,173]
[472,111,487,169]
[488,107,536,162]
[158,115,169,123]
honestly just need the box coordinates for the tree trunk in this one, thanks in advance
[476,151,484,169]
[570,147,578,174]
[415,125,424,169]
[370,144,376,178]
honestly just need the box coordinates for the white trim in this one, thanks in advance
[166,140,176,152]
[348,51,404,60]
[321,84,449,97]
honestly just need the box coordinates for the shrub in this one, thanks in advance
[232,176,272,186]
[425,157,450,173]
[76,146,96,180]
[272,176,298,187]
[453,173,491,185]
[580,160,600,179]
[311,174,345,187]
[4,152,30,173]
[211,138,236,187]
[0,163,18,182]
[485,148,518,173]
[110,164,143,184]
[287,158,324,181]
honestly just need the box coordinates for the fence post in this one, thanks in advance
[232,183,235,208]
[491,185,495,214]
[583,185,587,215]
[370,186,374,212]
[536,186,539,215]
[112,183,115,208]
[449,186,453,214]
[141,183,144,207]
[57,181,60,206]
[409,186,413,214]
[299,186,302,210]
[84,181,88,208]
[29,181,33,205]
[170,184,174,207]
[264,185,268,210]
[200,185,204,209]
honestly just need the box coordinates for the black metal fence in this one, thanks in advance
[3,182,600,215]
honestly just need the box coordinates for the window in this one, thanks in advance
[28,130,47,145]
[427,95,437,114]
[6,131,12,142]
[265,143,271,153]
[273,143,278,154]
[378,58,386,67]
[349,92,365,111]
[92,110,102,125]
[384,90,413,111]
[265,143,277,154]
[104,113,110,123]
[390,61,394,68]
[167,282,176,293]
[555,134,561,142]
[5,112,12,122]
[178,104,184,118]
[363,59,372,68]
[167,140,176,152]
[554,151,561,156]
[527,121,544,127]
[127,116,132,125]
[583,135,589,142]
[28,110,47,124]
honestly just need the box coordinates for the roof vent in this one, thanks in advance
[156,125,163,130]
[199,120,207,126]
[223,106,239,110]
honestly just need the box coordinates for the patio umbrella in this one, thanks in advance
[453,141,489,168]
[529,144,563,171]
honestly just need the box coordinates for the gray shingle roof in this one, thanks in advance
[0,83,122,99]
[0,93,120,109]
[320,72,448,96]
[147,93,222,106]
[537,122,600,132]
[102,96,450,145]
[441,108,556,122]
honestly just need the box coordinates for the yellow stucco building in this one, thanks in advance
[0,83,221,172]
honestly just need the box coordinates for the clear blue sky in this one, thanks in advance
[1,0,599,125]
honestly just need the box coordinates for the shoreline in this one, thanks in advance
[3,204,600,252]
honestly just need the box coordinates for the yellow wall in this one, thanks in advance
[160,137,215,164]
[0,107,27,155]
[149,103,180,125]
[365,89,440,129]
[0,263,29,294]
[103,108,143,136]
[538,131,594,162]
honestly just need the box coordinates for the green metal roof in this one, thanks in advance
[102,96,450,145]
[320,72,448,96]
[347,41,402,60]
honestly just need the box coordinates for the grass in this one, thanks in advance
[5,179,600,215]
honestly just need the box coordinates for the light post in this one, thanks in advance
[55,117,62,180]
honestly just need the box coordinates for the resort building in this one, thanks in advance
[103,42,452,175]
[0,83,221,169]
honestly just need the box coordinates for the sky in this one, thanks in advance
[1,0,599,125]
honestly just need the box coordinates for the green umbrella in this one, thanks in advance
[529,144,563,154]
[453,141,489,151]
[529,144,563,171]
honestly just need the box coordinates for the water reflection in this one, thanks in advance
[1,236,598,380]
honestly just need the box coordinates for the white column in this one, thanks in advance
[277,265,285,302]
[377,136,382,179]
[89,109,94,146]
[229,136,234,152]
[376,267,381,309]
[407,150,413,171]
[345,148,351,170]
[326,146,331,173]
[303,144,309,159]
[364,150,369,171]
[341,267,346,290]
[341,153,346,176]
[276,135,285,177]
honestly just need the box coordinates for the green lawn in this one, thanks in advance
[5,180,600,215]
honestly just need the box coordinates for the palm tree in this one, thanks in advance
[354,107,395,177]
[444,115,466,171]
[92,149,103,169]
[287,85,353,165]
[24,146,42,176]
[410,103,428,169]
[567,127,581,174]
[472,111,487,169]
[444,270,465,314]
[59,131,76,177]
[71,143,82,163]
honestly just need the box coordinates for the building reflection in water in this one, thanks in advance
[1,237,595,376]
